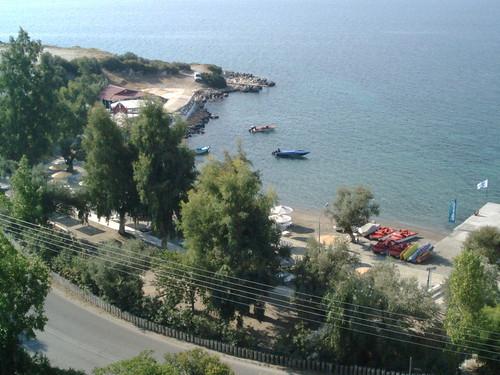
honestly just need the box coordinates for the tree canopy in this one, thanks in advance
[0,29,64,164]
[324,264,447,371]
[0,232,50,375]
[463,226,500,267]
[131,101,195,239]
[326,186,379,239]
[445,249,499,370]
[83,105,139,234]
[180,150,280,320]
[11,156,47,224]
[93,350,234,375]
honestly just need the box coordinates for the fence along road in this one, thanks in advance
[23,288,294,375]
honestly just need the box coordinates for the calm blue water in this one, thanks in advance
[1,0,500,232]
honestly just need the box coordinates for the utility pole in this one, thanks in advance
[408,356,412,375]
[426,266,436,290]
[319,202,329,243]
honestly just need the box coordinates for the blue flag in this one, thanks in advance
[448,199,457,223]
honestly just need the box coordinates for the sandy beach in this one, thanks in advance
[290,206,449,243]
[283,206,451,291]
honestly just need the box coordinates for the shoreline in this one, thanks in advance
[289,206,449,244]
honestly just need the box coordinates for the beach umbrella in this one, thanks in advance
[51,171,72,181]
[271,205,294,215]
[268,214,292,225]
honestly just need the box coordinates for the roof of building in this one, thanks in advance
[110,99,146,110]
[99,84,145,102]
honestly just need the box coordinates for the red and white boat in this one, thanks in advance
[386,229,418,243]
[371,239,409,256]
[368,227,395,240]
[249,124,277,133]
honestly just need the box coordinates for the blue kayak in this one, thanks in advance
[272,149,310,158]
[195,146,210,155]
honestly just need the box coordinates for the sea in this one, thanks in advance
[1,0,500,232]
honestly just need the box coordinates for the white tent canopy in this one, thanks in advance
[271,205,293,215]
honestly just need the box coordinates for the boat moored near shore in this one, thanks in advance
[249,124,277,133]
[194,146,210,155]
[272,149,310,158]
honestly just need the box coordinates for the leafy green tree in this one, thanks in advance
[93,350,234,375]
[180,150,280,320]
[463,226,500,267]
[445,250,499,366]
[83,105,140,234]
[84,240,150,313]
[131,101,195,239]
[11,156,46,224]
[164,349,234,375]
[93,351,177,375]
[326,186,379,240]
[154,251,198,314]
[58,72,106,172]
[294,239,358,298]
[477,305,500,373]
[324,264,448,371]
[0,232,50,375]
[0,29,63,164]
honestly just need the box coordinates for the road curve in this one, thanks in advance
[25,288,298,375]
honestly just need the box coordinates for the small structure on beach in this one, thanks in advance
[99,84,146,108]
[110,99,146,117]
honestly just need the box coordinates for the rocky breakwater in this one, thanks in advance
[224,71,275,93]
[183,71,275,138]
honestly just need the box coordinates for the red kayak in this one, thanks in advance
[368,227,395,240]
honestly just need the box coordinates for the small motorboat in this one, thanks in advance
[194,146,210,155]
[249,124,277,133]
[272,149,310,158]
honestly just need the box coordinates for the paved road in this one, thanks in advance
[25,289,297,375]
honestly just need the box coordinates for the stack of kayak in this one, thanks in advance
[362,224,433,264]
[400,243,434,263]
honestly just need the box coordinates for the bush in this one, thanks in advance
[201,71,227,89]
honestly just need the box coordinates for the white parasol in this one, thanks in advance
[270,205,294,215]
[268,214,292,225]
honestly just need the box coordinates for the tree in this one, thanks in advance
[164,349,234,375]
[294,239,358,299]
[93,350,234,375]
[83,105,139,234]
[445,250,499,366]
[131,101,195,239]
[323,264,449,371]
[84,241,148,313]
[326,186,379,240]
[11,156,46,224]
[180,150,280,320]
[463,226,500,267]
[0,29,63,164]
[57,72,106,172]
[0,232,50,375]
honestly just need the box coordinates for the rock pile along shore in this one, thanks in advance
[183,71,275,138]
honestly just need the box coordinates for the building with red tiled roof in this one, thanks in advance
[99,84,146,108]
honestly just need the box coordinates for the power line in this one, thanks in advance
[1,212,500,344]
[4,222,500,356]
[7,228,500,363]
